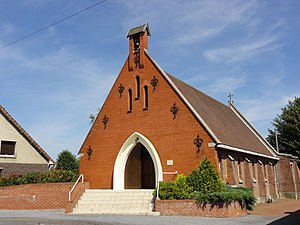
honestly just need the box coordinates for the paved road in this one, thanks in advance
[0,199,299,225]
[0,210,281,225]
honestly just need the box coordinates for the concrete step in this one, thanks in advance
[73,189,157,215]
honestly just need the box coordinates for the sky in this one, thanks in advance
[0,0,299,160]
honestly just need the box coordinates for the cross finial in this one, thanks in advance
[227,93,234,104]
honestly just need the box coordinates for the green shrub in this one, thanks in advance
[173,174,193,199]
[186,157,225,194]
[154,174,193,200]
[0,169,78,187]
[152,158,256,211]
[193,186,256,210]
[155,181,176,200]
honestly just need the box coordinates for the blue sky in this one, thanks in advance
[0,0,299,160]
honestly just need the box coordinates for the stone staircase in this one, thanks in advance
[73,189,158,215]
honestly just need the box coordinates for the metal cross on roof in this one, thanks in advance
[227,93,234,104]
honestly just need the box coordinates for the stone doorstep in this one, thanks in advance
[81,195,154,200]
[75,206,154,210]
[73,189,155,215]
[73,211,160,216]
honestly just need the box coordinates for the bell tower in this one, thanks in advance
[127,23,151,71]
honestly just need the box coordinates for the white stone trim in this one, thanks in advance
[218,144,279,161]
[113,132,163,190]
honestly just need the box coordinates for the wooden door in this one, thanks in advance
[125,145,141,189]
[141,147,155,189]
[125,143,155,189]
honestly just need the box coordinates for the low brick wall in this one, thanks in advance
[155,200,247,217]
[0,182,74,210]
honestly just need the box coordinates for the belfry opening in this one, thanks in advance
[125,143,155,189]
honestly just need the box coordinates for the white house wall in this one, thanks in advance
[0,113,47,164]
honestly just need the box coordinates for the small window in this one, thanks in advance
[252,162,257,183]
[135,75,140,99]
[1,141,16,155]
[143,85,148,109]
[128,89,133,112]
[237,159,243,184]
[263,164,268,182]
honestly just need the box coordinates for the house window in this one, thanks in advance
[135,75,140,99]
[1,140,16,155]
[128,89,133,112]
[143,85,148,109]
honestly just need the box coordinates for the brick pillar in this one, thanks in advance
[277,156,296,198]
[252,162,260,199]
[258,163,266,198]
[267,164,276,198]
[226,158,235,185]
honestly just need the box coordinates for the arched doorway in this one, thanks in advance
[125,143,155,189]
[113,132,163,190]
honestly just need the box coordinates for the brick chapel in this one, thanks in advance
[79,23,300,202]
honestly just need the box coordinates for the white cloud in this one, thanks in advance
[205,75,247,95]
[175,0,259,44]
[203,36,281,63]
[237,92,300,126]
[120,0,259,44]
[234,92,300,137]
[0,43,116,158]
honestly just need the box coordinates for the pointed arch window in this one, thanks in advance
[143,85,148,110]
[128,89,132,113]
[135,75,140,99]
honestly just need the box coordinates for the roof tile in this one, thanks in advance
[167,74,275,157]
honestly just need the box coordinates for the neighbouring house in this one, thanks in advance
[0,105,55,176]
[79,23,300,202]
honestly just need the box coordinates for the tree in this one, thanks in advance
[186,157,225,194]
[56,149,79,172]
[267,97,300,164]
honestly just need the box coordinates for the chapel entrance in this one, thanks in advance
[125,143,155,189]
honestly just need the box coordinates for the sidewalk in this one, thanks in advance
[250,199,300,217]
[0,199,298,225]
[249,199,300,225]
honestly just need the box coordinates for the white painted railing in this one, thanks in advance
[156,171,178,199]
[69,174,84,201]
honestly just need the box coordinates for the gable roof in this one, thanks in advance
[127,23,151,37]
[144,49,278,160]
[0,105,54,163]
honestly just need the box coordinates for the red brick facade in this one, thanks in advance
[0,182,73,210]
[79,23,300,201]
[79,25,216,189]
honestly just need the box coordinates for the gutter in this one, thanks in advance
[216,143,280,161]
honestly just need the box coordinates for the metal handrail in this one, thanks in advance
[68,174,84,201]
[156,171,178,199]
